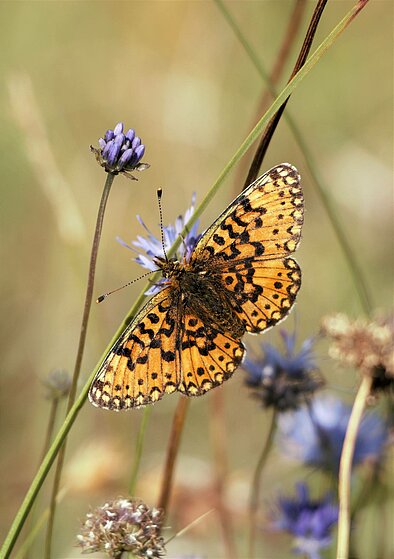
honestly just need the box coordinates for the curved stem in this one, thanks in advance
[157,398,190,520]
[337,375,373,559]
[243,0,328,189]
[44,172,115,559]
[248,409,277,558]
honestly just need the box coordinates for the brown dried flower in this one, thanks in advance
[77,498,165,558]
[321,313,394,393]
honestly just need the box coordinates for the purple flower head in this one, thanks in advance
[277,394,389,472]
[272,483,338,559]
[91,122,150,179]
[118,194,201,295]
[243,331,324,411]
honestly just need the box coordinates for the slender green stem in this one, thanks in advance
[1,7,369,555]
[242,0,328,189]
[20,398,60,559]
[13,489,67,559]
[216,0,372,316]
[44,172,115,559]
[247,410,277,559]
[129,407,153,495]
[41,400,60,462]
[231,0,307,196]
[337,375,373,559]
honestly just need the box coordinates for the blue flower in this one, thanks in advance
[91,122,149,177]
[273,483,338,559]
[243,331,324,411]
[118,194,201,294]
[277,395,388,471]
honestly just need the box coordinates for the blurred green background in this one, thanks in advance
[0,1,392,558]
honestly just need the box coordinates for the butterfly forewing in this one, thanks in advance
[191,163,303,266]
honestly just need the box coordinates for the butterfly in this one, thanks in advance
[89,163,304,410]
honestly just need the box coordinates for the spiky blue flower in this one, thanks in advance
[118,194,201,294]
[243,331,324,411]
[91,122,149,178]
[273,483,338,559]
[277,394,388,471]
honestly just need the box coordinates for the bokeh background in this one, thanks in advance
[0,1,392,558]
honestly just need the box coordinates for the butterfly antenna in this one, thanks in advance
[96,270,157,303]
[157,188,169,263]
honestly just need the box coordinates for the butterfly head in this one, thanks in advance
[153,255,184,280]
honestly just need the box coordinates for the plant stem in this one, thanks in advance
[41,400,60,462]
[44,172,115,559]
[157,398,190,520]
[243,0,328,189]
[129,407,153,495]
[337,375,373,559]
[227,0,307,194]
[248,409,277,559]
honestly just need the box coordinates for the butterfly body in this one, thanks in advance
[90,163,304,411]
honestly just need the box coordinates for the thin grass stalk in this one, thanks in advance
[157,398,190,520]
[243,0,328,189]
[247,410,277,559]
[13,489,67,559]
[216,0,372,315]
[22,398,61,559]
[0,8,369,555]
[41,400,60,463]
[129,407,153,495]
[44,172,115,558]
[211,390,237,559]
[337,375,373,559]
[230,0,307,193]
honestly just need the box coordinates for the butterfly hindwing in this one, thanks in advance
[177,311,245,396]
[218,257,301,333]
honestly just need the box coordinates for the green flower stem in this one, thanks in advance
[13,489,67,559]
[337,375,373,559]
[44,171,115,559]
[247,410,277,559]
[0,6,368,555]
[129,407,153,495]
[215,0,372,317]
